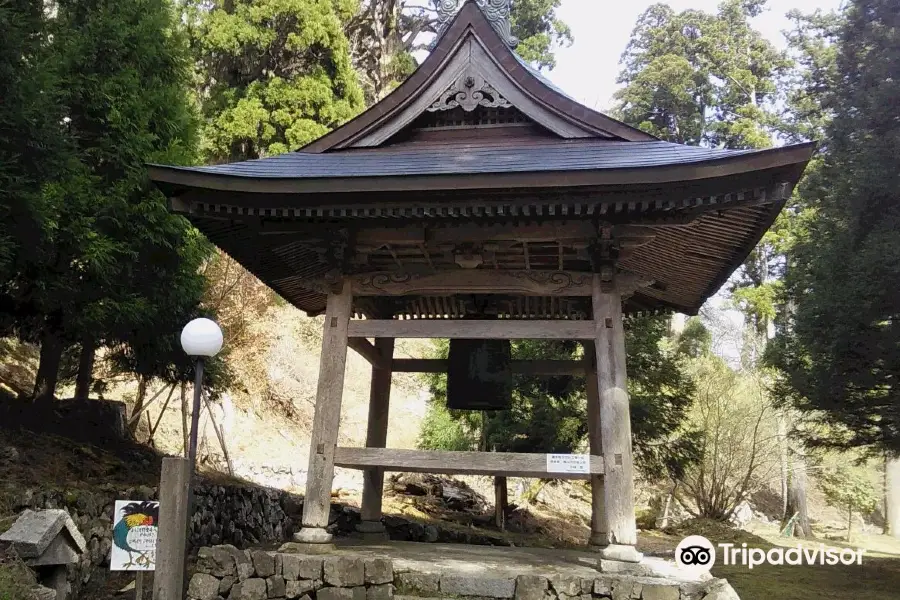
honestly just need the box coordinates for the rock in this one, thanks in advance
[423,526,439,543]
[700,580,740,600]
[365,558,393,585]
[189,573,221,600]
[293,556,324,580]
[197,546,239,577]
[285,580,319,598]
[351,586,368,600]
[395,572,440,594]
[232,578,267,600]
[593,580,612,597]
[324,556,365,587]
[282,555,301,580]
[368,583,394,600]
[549,576,581,597]
[729,501,754,528]
[220,576,237,595]
[515,575,548,600]
[641,585,680,600]
[442,575,516,598]
[318,587,356,600]
[267,575,286,598]
[610,580,638,600]
[251,550,276,578]
[28,585,56,600]
[0,445,19,463]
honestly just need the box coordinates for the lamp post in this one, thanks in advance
[180,317,223,472]
[154,318,223,600]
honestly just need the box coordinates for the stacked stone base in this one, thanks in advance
[187,546,739,600]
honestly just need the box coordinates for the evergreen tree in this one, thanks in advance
[770,0,900,453]
[182,0,365,160]
[345,0,572,103]
[0,0,66,329]
[11,0,214,402]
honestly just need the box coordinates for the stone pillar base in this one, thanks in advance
[593,543,643,563]
[294,526,333,543]
[355,520,386,534]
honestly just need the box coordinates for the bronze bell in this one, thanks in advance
[446,339,512,411]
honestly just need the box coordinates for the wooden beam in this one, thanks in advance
[349,319,596,340]
[348,338,387,369]
[297,282,352,543]
[334,447,604,480]
[360,338,394,528]
[584,344,607,547]
[350,270,593,297]
[592,274,640,562]
[392,358,589,376]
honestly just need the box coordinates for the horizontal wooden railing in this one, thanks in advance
[333,447,604,480]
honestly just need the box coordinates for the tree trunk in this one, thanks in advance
[73,338,96,400]
[885,454,900,538]
[494,476,508,531]
[785,451,812,537]
[33,324,64,405]
[777,413,789,520]
[128,376,149,436]
[847,507,853,541]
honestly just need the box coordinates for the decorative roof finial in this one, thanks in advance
[435,0,519,48]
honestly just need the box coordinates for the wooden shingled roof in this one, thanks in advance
[148,0,815,318]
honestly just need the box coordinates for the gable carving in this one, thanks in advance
[427,73,512,113]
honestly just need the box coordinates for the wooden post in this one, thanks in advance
[358,337,395,534]
[583,343,607,547]
[591,274,642,563]
[152,457,191,600]
[296,282,352,544]
[135,571,144,600]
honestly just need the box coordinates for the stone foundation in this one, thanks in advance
[187,544,739,600]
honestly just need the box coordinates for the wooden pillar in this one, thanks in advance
[296,283,352,544]
[583,343,607,547]
[358,337,395,533]
[591,274,642,563]
[152,457,191,600]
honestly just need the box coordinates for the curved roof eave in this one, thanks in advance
[148,141,816,198]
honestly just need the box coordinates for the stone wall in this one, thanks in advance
[187,547,739,600]
[9,480,299,599]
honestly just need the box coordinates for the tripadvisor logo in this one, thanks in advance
[675,535,866,574]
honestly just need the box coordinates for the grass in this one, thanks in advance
[0,555,35,600]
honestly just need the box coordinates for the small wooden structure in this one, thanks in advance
[150,1,813,562]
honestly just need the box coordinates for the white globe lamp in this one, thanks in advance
[180,318,223,357]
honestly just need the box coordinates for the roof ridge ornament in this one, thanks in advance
[435,0,519,49]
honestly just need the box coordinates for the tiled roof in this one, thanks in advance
[154,140,758,180]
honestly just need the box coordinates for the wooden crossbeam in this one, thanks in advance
[392,358,588,376]
[348,337,387,368]
[351,270,593,297]
[334,447,604,480]
[348,319,596,339]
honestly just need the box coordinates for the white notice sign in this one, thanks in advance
[546,454,590,474]
[110,500,158,571]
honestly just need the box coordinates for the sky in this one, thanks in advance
[545,0,843,112]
